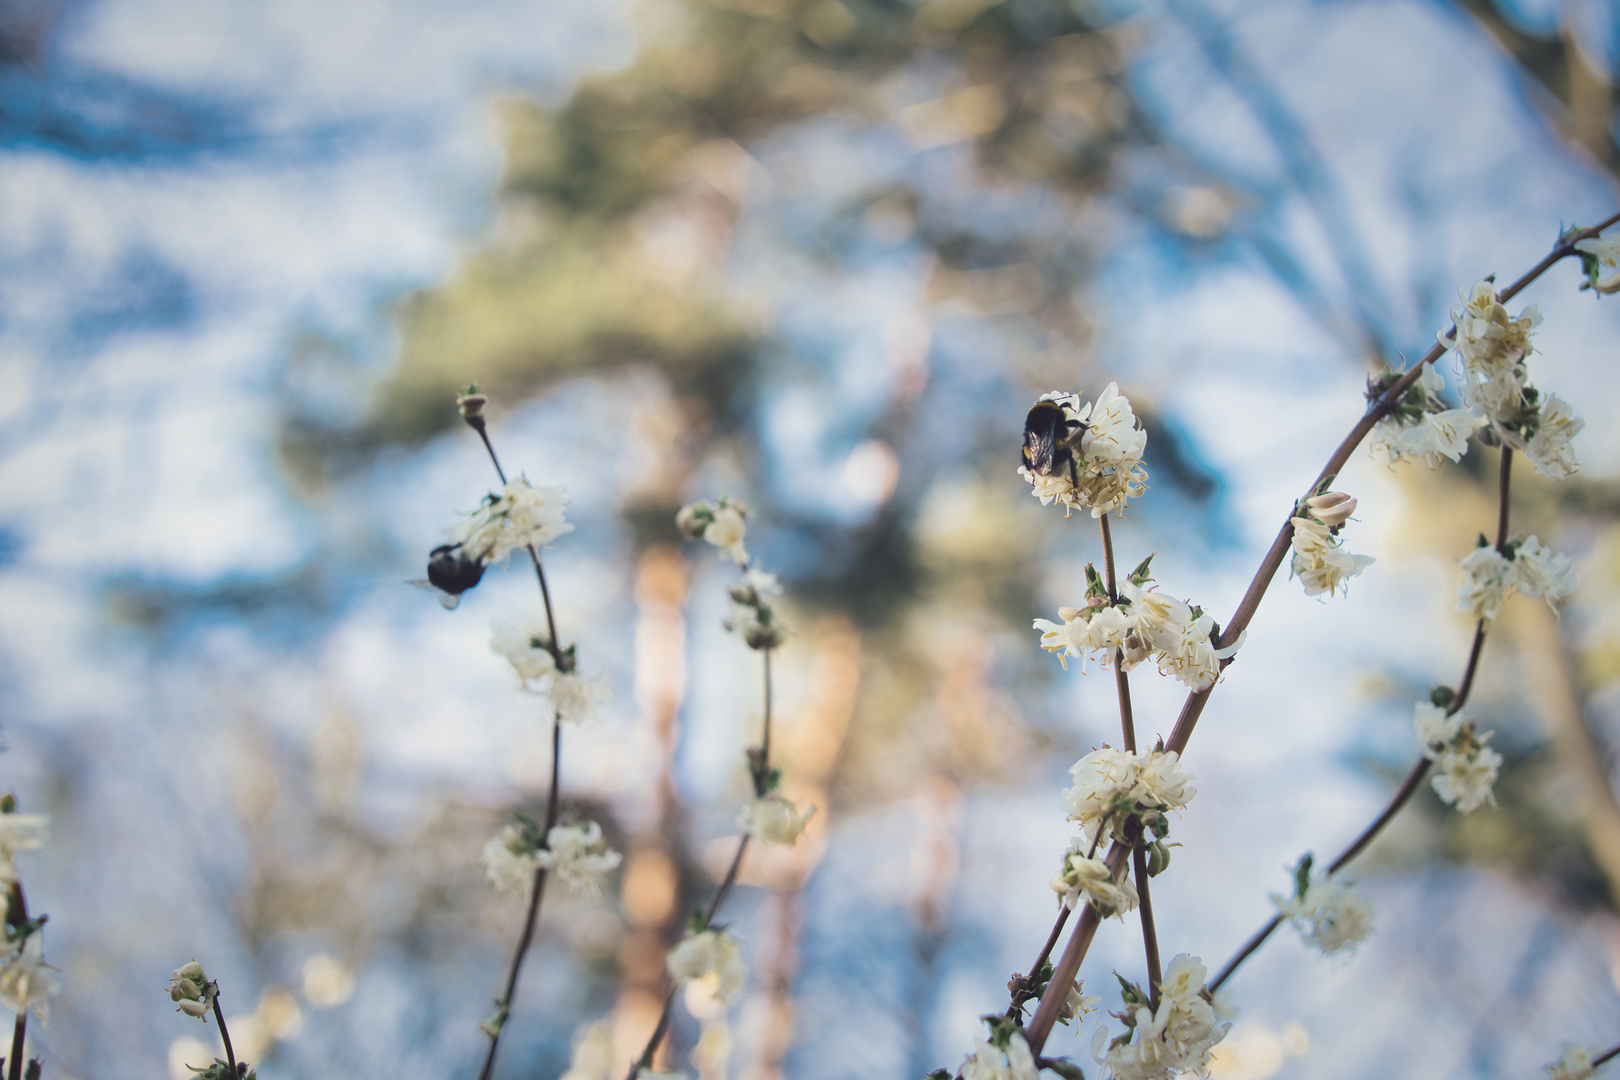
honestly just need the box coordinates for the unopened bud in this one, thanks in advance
[176,961,205,981]
[675,502,713,539]
[177,998,211,1018]
[728,583,760,607]
[173,978,201,1001]
[1305,491,1357,528]
[457,387,488,421]
[1145,841,1171,878]
[744,625,784,651]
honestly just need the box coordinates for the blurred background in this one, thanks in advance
[3,0,1620,1076]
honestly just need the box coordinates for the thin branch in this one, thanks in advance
[630,639,777,1077]
[1209,447,1515,992]
[6,884,26,1080]
[1595,1040,1620,1068]
[1026,843,1127,1051]
[1007,907,1072,1020]
[212,994,239,1080]
[1132,847,1163,1012]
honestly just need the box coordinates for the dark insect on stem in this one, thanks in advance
[412,543,487,609]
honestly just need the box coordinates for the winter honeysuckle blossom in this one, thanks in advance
[1033,565,1242,691]
[1094,954,1228,1080]
[1270,868,1376,955]
[547,670,611,725]
[1017,385,1149,518]
[1457,535,1578,621]
[961,1030,1040,1080]
[536,821,623,897]
[1576,232,1620,294]
[1368,364,1486,468]
[0,807,47,888]
[1546,1045,1599,1080]
[1444,280,1542,425]
[667,928,747,1005]
[1414,701,1502,813]
[1062,747,1196,847]
[559,1019,615,1080]
[676,496,751,566]
[0,933,59,1025]
[737,793,816,846]
[452,476,573,566]
[489,621,556,685]
[1524,393,1585,480]
[482,823,542,893]
[167,960,215,1019]
[1051,842,1139,917]
[1289,511,1375,598]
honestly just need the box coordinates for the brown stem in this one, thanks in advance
[1132,847,1163,1011]
[1006,907,1072,1020]
[1208,443,1515,993]
[212,994,238,1080]
[1099,515,1119,602]
[479,718,564,1080]
[1168,216,1619,754]
[1026,843,1128,1053]
[6,883,27,1080]
[631,640,776,1076]
[1594,1040,1620,1067]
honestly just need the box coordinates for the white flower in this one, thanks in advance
[1272,876,1376,954]
[1153,612,1241,692]
[667,929,746,1005]
[1060,748,1195,846]
[1525,395,1584,480]
[1413,701,1465,759]
[547,671,610,725]
[1018,383,1149,518]
[1546,1044,1598,1080]
[1443,282,1541,425]
[560,1019,615,1080]
[1290,516,1375,598]
[1457,544,1515,621]
[705,505,749,564]
[1138,750,1197,809]
[1576,233,1620,293]
[961,1031,1040,1080]
[536,821,622,897]
[489,621,556,685]
[0,934,58,1025]
[1431,744,1503,813]
[0,812,47,886]
[481,825,541,893]
[453,477,573,566]
[1371,408,1486,468]
[1083,382,1149,465]
[1060,980,1102,1025]
[1050,848,1138,917]
[737,794,816,846]
[1094,955,1227,1080]
[1513,536,1578,611]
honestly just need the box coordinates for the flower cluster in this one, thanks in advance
[1269,856,1375,955]
[1576,232,1620,295]
[1094,954,1228,1080]
[453,476,574,566]
[1445,280,1542,425]
[1414,700,1502,814]
[1061,746,1196,849]
[676,495,751,566]
[1051,841,1138,918]
[1017,385,1149,518]
[489,621,609,724]
[1368,364,1486,468]
[482,817,621,897]
[961,1029,1040,1080]
[1289,493,1375,598]
[0,806,46,897]
[559,1019,615,1080]
[1034,561,1242,691]
[737,793,816,846]
[167,960,216,1020]
[1546,1044,1599,1080]
[1456,535,1577,621]
[667,928,747,1006]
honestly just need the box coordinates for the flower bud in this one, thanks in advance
[456,391,488,421]
[177,998,211,1018]
[728,583,760,607]
[675,502,713,539]
[176,961,205,981]
[744,624,784,651]
[172,978,201,1001]
[1305,491,1357,528]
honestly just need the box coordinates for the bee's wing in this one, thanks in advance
[405,579,461,610]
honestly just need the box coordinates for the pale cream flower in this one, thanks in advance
[1095,954,1227,1080]
[1137,750,1197,809]
[1546,1044,1597,1080]
[667,929,746,1005]
[1050,849,1139,917]
[1061,747,1141,837]
[704,504,749,564]
[1018,383,1149,518]
[453,477,573,565]
[1576,233,1620,293]
[489,621,556,685]
[1457,544,1515,621]
[1272,876,1376,954]
[961,1031,1040,1080]
[481,825,541,894]
[1413,701,1465,758]
[1431,744,1503,813]
[737,794,816,846]
[1370,406,1486,468]
[1513,536,1578,611]
[536,821,622,897]
[0,934,58,1025]
[1289,516,1374,598]
[547,671,610,726]
[1525,395,1584,480]
[1444,281,1540,424]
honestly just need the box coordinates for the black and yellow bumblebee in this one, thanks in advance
[1021,397,1087,486]
[408,543,487,609]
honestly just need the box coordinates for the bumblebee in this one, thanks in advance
[409,543,487,610]
[1021,396,1086,486]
